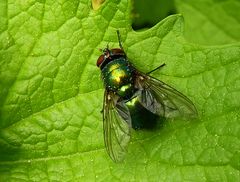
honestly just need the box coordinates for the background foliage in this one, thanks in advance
[0,0,239,181]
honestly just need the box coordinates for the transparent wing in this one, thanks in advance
[135,73,198,118]
[103,90,131,162]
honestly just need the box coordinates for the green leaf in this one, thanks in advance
[175,0,240,45]
[0,0,240,181]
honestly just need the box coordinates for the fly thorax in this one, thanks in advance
[117,83,135,98]
[102,59,134,98]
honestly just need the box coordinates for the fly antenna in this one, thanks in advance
[116,30,123,50]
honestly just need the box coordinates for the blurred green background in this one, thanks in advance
[132,0,240,45]
[132,0,176,30]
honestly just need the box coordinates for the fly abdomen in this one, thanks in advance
[125,97,159,130]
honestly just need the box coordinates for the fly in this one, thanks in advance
[96,30,197,162]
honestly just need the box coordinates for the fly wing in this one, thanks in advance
[135,73,198,119]
[103,90,131,162]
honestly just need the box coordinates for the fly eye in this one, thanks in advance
[111,48,125,55]
[96,55,105,67]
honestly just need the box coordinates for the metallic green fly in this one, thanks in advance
[96,30,197,162]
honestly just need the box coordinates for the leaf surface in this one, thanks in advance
[0,0,239,181]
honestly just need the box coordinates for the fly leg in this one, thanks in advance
[147,63,166,75]
[116,30,124,50]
